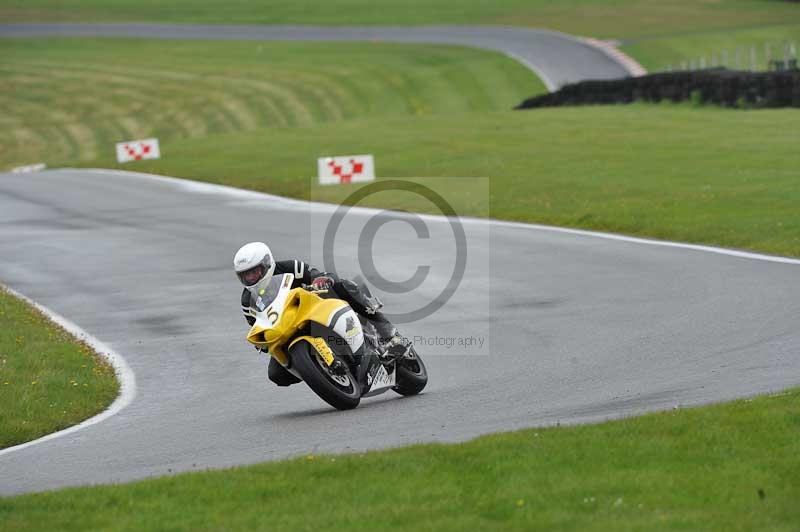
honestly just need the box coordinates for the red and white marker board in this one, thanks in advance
[317,154,375,185]
[116,138,160,163]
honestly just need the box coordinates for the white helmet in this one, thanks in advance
[233,242,275,294]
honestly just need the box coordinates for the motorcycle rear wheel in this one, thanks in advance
[290,340,361,410]
[393,347,428,396]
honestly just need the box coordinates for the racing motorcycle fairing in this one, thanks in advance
[245,273,418,405]
[360,358,396,397]
[246,273,364,366]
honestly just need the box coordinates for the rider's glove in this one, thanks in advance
[310,276,334,291]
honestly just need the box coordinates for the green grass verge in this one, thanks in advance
[2,0,800,40]
[0,38,544,170]
[0,287,119,449]
[82,105,800,258]
[623,23,800,72]
[2,388,798,530]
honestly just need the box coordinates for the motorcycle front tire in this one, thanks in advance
[289,340,361,410]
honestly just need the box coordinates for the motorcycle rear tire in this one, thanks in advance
[393,347,428,396]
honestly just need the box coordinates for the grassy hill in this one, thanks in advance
[0,38,544,170]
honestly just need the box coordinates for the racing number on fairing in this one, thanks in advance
[265,305,279,325]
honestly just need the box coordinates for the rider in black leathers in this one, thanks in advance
[238,255,406,387]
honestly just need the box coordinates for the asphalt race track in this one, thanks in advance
[1,168,799,495]
[0,23,633,90]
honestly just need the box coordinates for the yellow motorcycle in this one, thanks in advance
[246,273,428,410]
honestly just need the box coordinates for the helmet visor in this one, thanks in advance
[238,263,267,286]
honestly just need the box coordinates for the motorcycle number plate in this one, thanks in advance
[311,337,335,366]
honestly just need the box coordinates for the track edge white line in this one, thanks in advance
[500,50,558,92]
[0,286,137,458]
[74,168,800,267]
[536,27,645,78]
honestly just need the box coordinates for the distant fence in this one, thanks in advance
[660,41,797,73]
[515,69,800,110]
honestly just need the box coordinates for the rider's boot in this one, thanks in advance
[334,278,411,360]
[372,317,412,361]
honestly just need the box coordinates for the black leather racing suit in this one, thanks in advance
[241,259,395,386]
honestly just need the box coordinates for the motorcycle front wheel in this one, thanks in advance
[289,340,361,410]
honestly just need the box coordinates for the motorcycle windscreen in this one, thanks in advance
[250,273,292,313]
[246,273,294,347]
